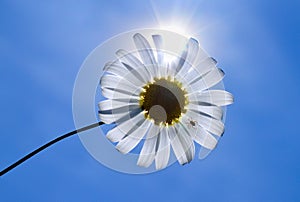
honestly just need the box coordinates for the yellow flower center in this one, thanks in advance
[139,77,188,126]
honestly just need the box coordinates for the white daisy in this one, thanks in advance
[98,33,233,170]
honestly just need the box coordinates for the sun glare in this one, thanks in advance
[150,0,200,38]
[158,22,195,38]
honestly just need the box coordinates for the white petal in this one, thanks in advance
[181,68,200,85]
[101,87,139,100]
[133,33,158,79]
[99,106,140,124]
[150,35,168,78]
[155,128,170,170]
[103,61,128,75]
[134,33,157,65]
[152,35,164,65]
[159,64,169,78]
[99,105,140,115]
[190,90,234,106]
[183,57,217,83]
[174,48,188,73]
[192,126,217,150]
[181,115,217,149]
[137,124,160,167]
[99,111,128,124]
[98,99,139,111]
[168,126,187,164]
[103,61,144,87]
[116,49,143,69]
[168,126,193,165]
[106,111,145,142]
[188,68,225,93]
[100,74,140,94]
[176,38,199,78]
[187,103,223,120]
[198,147,213,160]
[192,47,211,66]
[166,59,177,78]
[116,49,152,82]
[186,110,224,136]
[193,57,218,79]
[194,127,217,150]
[175,123,195,163]
[116,119,151,154]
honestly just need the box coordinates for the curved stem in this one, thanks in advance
[0,122,104,177]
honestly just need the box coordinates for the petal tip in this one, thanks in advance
[133,33,146,42]
[106,131,119,143]
[218,68,225,76]
[210,57,218,64]
[116,49,126,57]
[133,33,142,38]
[189,37,199,44]
[115,144,128,154]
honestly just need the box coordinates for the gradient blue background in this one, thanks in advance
[1,0,299,201]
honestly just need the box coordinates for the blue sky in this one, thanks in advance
[0,0,299,201]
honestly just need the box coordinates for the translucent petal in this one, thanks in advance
[175,123,195,163]
[134,33,157,65]
[190,90,234,106]
[104,61,144,86]
[133,33,158,78]
[168,126,187,164]
[187,103,223,120]
[188,68,225,93]
[184,57,217,84]
[106,111,145,142]
[166,59,177,78]
[99,105,140,115]
[155,128,170,170]
[116,49,152,82]
[137,124,160,167]
[176,38,199,78]
[194,57,217,76]
[186,110,224,136]
[181,115,217,150]
[101,74,141,94]
[192,127,217,150]
[98,99,139,111]
[194,126,217,150]
[103,61,128,75]
[99,111,129,124]
[116,119,152,154]
[101,87,139,100]
[174,48,188,73]
[168,126,194,165]
[192,47,211,66]
[152,35,164,66]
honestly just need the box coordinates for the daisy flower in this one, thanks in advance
[98,33,233,170]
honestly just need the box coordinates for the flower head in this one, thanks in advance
[98,33,233,170]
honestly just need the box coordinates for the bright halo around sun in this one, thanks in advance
[149,0,201,38]
[159,22,195,38]
[72,29,233,174]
